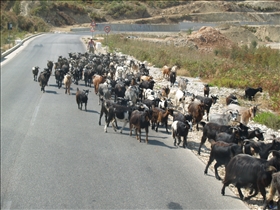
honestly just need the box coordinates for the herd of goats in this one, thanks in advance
[32,51,280,209]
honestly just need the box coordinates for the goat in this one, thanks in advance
[151,107,173,133]
[160,86,170,98]
[125,85,140,105]
[215,128,246,145]
[171,120,191,148]
[226,93,239,105]
[171,110,193,131]
[204,84,210,97]
[169,71,176,87]
[104,103,132,133]
[99,98,132,126]
[63,74,72,95]
[175,89,188,114]
[98,81,112,105]
[245,86,262,101]
[193,94,219,121]
[221,151,280,202]
[114,81,126,102]
[178,77,188,91]
[226,104,260,125]
[263,171,280,210]
[93,74,106,95]
[188,101,205,131]
[158,98,173,110]
[32,66,39,81]
[54,69,65,89]
[129,110,152,143]
[244,136,280,160]
[38,68,51,93]
[171,65,178,73]
[47,60,54,75]
[139,80,155,90]
[76,88,89,111]
[204,139,243,180]
[209,110,240,125]
[198,122,249,155]
[142,98,160,110]
[162,65,172,80]
[247,127,265,141]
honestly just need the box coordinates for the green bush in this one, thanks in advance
[254,112,280,130]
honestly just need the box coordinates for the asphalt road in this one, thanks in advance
[1,32,248,209]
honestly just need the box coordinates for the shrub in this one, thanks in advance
[254,112,280,130]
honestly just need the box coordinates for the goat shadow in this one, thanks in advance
[48,84,58,87]
[45,90,57,94]
[188,140,211,155]
[147,139,174,149]
[167,202,183,209]
[82,109,99,114]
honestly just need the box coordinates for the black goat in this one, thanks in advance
[245,86,262,101]
[54,69,65,89]
[244,136,280,159]
[221,151,280,201]
[198,122,249,155]
[193,94,219,121]
[32,66,39,81]
[38,68,51,93]
[170,111,193,131]
[76,88,89,111]
[204,140,243,180]
[170,71,176,87]
[247,127,265,141]
[204,84,210,97]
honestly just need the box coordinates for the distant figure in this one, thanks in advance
[87,38,96,54]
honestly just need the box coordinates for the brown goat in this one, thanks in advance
[129,110,152,143]
[188,101,205,131]
[264,171,280,209]
[161,86,170,98]
[151,107,173,133]
[161,65,172,80]
[92,74,106,95]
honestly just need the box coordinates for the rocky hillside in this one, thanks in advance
[2,1,280,28]
[1,1,279,51]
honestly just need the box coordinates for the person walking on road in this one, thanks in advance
[88,38,96,54]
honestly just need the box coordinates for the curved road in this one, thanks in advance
[1,32,248,209]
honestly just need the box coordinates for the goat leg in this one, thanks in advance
[177,136,181,146]
[139,129,141,143]
[145,127,148,143]
[236,185,245,200]
[165,121,169,133]
[214,162,222,180]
